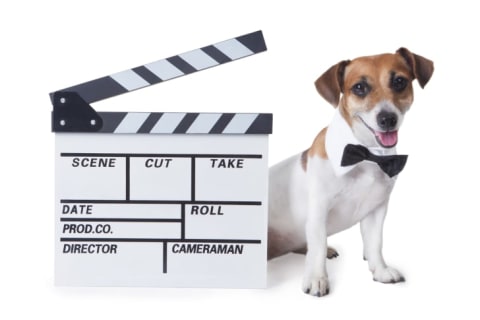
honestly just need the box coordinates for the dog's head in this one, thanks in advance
[315,48,434,148]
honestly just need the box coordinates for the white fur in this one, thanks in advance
[268,146,403,296]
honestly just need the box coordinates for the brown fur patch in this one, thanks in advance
[339,103,353,127]
[308,127,328,160]
[341,53,415,116]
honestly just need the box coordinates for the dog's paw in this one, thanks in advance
[302,276,330,297]
[373,267,405,283]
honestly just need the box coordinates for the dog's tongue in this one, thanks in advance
[376,131,398,147]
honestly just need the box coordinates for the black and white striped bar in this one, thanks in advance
[97,112,272,134]
[52,31,266,104]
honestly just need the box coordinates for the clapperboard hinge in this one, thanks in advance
[51,30,268,133]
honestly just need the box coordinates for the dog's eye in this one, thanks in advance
[391,76,408,92]
[351,81,370,97]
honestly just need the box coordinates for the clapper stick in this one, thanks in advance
[51,31,267,132]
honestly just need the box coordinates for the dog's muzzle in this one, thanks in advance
[357,111,399,148]
[374,111,398,148]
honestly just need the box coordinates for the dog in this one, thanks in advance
[268,48,434,297]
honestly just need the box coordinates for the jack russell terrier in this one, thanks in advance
[268,48,434,297]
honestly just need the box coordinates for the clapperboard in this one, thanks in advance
[51,31,271,288]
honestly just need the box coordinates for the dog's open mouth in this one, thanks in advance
[375,131,398,148]
[357,115,398,148]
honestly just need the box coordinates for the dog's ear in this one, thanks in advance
[396,48,434,88]
[315,60,350,107]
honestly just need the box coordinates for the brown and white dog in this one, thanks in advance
[268,48,434,296]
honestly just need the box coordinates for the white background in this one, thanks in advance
[1,0,478,319]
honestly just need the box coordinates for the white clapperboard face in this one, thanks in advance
[51,31,272,288]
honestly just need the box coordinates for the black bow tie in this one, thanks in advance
[341,144,408,178]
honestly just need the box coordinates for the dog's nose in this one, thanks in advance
[376,111,398,131]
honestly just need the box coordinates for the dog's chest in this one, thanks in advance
[326,164,395,234]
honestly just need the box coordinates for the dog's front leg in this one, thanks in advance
[361,202,405,283]
[302,185,330,297]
